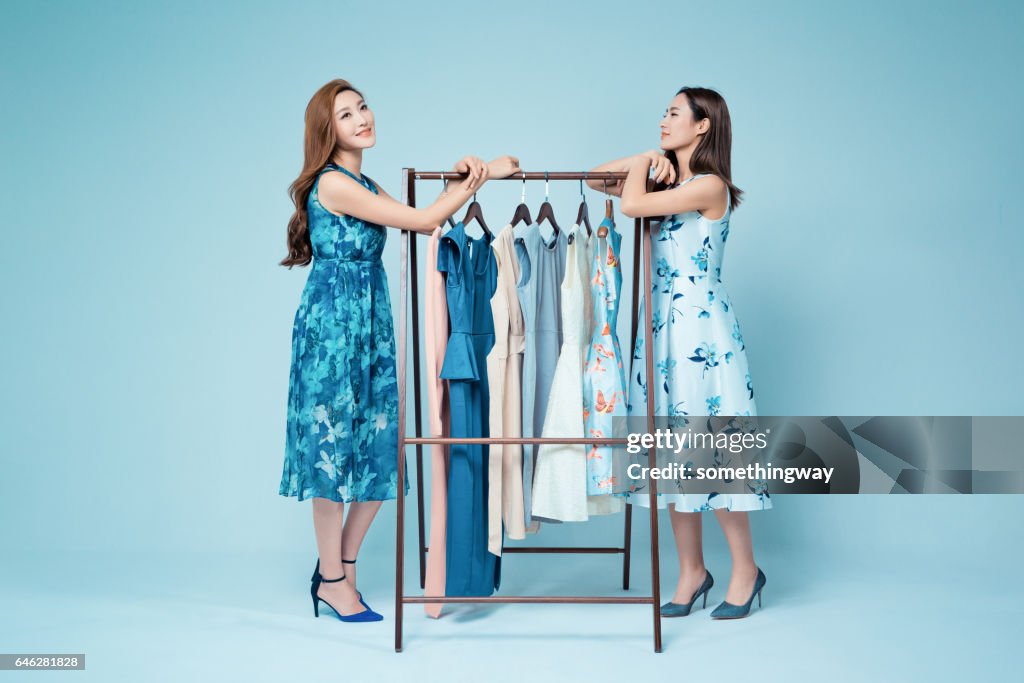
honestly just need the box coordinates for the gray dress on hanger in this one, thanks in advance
[514,221,568,531]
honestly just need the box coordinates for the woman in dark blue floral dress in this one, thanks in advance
[279,78,519,622]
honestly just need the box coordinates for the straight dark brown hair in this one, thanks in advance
[662,86,743,212]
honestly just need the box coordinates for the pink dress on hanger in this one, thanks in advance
[424,226,450,618]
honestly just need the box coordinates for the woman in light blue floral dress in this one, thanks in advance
[279,79,520,622]
[588,86,770,620]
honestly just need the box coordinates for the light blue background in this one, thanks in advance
[2,0,1021,680]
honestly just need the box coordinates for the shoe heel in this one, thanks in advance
[711,568,764,619]
[702,592,708,609]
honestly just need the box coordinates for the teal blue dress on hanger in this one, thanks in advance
[279,163,408,503]
[438,221,501,596]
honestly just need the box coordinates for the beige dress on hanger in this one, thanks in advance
[486,225,527,555]
[424,226,450,617]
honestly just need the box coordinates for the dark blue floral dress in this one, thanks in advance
[279,163,408,503]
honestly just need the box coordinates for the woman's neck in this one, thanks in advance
[333,149,363,176]
[673,144,697,182]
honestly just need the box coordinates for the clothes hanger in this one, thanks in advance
[510,172,533,228]
[443,177,456,229]
[575,177,592,237]
[462,191,492,239]
[535,171,561,243]
[599,178,613,238]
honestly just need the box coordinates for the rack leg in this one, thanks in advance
[622,502,632,590]
[394,168,415,652]
[641,216,663,653]
[623,215,643,593]
[408,205,426,590]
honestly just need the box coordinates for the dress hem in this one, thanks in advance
[278,486,409,504]
[618,492,773,512]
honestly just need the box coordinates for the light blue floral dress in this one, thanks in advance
[279,163,408,503]
[584,218,628,500]
[624,174,771,512]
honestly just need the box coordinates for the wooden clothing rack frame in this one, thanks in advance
[394,169,663,652]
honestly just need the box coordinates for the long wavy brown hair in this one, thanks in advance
[280,79,364,268]
[661,86,743,212]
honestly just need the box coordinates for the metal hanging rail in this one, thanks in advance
[394,168,662,652]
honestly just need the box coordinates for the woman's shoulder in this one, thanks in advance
[674,172,726,190]
[671,173,729,220]
[317,164,377,192]
[313,166,382,218]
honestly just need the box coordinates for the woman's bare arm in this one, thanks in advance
[619,155,727,218]
[585,150,676,197]
[319,155,519,234]
[584,154,640,197]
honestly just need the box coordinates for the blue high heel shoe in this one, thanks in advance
[312,558,372,611]
[710,567,766,619]
[660,571,714,618]
[311,570,383,622]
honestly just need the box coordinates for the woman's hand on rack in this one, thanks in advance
[628,154,653,175]
[638,151,676,185]
[451,155,489,193]
[488,155,521,179]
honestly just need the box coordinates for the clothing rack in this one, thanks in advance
[394,169,663,652]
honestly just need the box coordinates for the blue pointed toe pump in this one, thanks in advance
[312,558,372,611]
[310,564,382,623]
[710,567,766,619]
[660,570,714,618]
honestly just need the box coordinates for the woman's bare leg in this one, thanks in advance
[713,509,760,604]
[312,497,364,615]
[340,500,383,591]
[668,505,709,603]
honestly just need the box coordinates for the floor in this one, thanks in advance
[2,542,1016,682]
